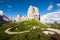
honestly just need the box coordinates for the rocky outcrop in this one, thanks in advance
[16,14,21,22]
[27,5,40,21]
[0,10,11,24]
[0,10,16,25]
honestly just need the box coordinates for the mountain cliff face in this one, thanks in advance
[41,11,60,25]
[0,15,10,24]
[0,10,9,24]
[16,14,21,22]
[27,5,40,20]
[0,10,13,24]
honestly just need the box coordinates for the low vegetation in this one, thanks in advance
[50,22,60,29]
[0,23,17,40]
[10,29,52,40]
[10,19,48,32]
[0,19,60,40]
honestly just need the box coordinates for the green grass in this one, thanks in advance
[0,23,53,40]
[10,19,48,32]
[50,24,60,29]
[0,19,60,40]
[9,29,52,40]
[0,23,17,40]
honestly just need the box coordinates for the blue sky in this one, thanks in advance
[0,0,60,19]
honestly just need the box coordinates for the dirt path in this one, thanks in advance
[5,26,60,35]
[5,27,29,34]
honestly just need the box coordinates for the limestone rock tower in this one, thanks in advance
[27,5,40,20]
[16,14,21,22]
[21,16,27,21]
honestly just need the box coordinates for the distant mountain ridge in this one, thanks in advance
[0,15,10,24]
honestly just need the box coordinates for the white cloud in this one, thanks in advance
[57,3,60,7]
[41,11,60,24]
[7,5,12,8]
[0,10,3,16]
[47,5,53,10]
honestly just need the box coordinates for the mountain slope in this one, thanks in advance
[10,19,47,32]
